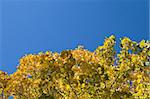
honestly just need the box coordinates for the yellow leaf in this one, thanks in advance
[66,84,70,90]
[82,83,85,88]
[139,40,145,48]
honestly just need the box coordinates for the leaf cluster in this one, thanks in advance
[0,35,149,99]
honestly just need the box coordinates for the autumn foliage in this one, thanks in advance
[0,35,150,99]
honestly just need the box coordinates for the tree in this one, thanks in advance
[0,35,150,99]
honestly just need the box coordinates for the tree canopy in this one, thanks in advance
[0,35,150,99]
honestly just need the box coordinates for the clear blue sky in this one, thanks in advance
[0,0,149,74]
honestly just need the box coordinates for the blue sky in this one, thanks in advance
[0,0,149,74]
